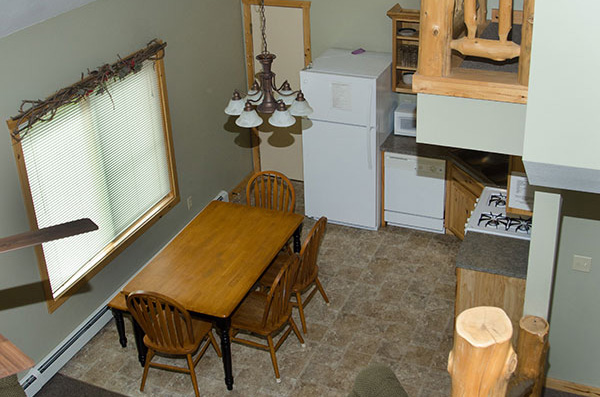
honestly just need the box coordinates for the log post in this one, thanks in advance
[448,306,517,397]
[416,0,454,78]
[518,0,535,86]
[515,315,549,397]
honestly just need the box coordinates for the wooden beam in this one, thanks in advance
[412,68,528,104]
[518,0,535,85]
[417,0,454,77]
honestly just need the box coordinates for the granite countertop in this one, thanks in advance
[456,232,530,279]
[381,134,449,160]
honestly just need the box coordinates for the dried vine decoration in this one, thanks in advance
[10,39,167,142]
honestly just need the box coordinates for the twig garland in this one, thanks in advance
[10,39,167,142]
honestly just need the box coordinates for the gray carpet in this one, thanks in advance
[543,387,585,397]
[36,373,126,397]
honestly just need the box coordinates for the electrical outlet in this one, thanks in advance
[573,255,592,273]
[187,196,193,210]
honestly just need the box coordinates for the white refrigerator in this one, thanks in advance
[300,49,396,230]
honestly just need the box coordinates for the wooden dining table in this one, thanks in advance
[120,200,304,390]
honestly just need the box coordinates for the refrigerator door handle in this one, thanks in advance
[366,86,374,170]
[366,126,374,169]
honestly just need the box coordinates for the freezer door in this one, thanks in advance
[300,70,375,127]
[302,119,378,229]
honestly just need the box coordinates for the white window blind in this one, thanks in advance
[20,61,172,299]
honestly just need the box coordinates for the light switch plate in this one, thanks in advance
[573,255,592,273]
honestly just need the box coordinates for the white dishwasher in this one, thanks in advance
[384,153,446,233]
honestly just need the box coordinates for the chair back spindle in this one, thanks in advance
[261,255,300,328]
[127,291,195,354]
[246,171,295,213]
[296,217,327,290]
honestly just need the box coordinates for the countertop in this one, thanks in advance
[380,134,449,160]
[455,232,530,279]
[380,134,508,188]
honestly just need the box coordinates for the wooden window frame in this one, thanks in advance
[6,49,179,313]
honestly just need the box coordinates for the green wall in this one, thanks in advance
[309,0,419,57]
[547,191,600,387]
[0,0,250,364]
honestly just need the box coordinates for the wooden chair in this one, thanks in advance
[126,291,221,397]
[259,216,329,334]
[246,170,295,213]
[230,254,304,382]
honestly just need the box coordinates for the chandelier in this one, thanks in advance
[224,0,312,128]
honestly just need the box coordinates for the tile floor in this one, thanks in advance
[60,181,462,396]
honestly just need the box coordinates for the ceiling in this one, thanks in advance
[0,0,96,39]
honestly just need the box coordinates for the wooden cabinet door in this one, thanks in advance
[446,178,477,239]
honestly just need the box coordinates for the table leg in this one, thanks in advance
[110,308,127,348]
[132,319,147,367]
[216,317,234,390]
[293,224,303,253]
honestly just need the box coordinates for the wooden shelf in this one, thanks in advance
[387,4,420,94]
[396,66,417,71]
[395,34,419,41]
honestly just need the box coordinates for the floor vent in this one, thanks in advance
[214,190,229,202]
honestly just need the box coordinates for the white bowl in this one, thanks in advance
[402,72,414,85]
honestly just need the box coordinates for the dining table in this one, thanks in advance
[120,200,304,390]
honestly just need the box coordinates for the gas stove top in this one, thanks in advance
[466,187,532,240]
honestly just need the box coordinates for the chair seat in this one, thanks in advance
[231,291,291,335]
[259,252,291,288]
[143,317,212,355]
[260,251,318,293]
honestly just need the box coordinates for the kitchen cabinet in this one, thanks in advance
[386,4,420,94]
[445,162,484,239]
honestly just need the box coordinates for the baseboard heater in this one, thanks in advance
[20,306,113,396]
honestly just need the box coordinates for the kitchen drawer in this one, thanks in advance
[450,164,484,197]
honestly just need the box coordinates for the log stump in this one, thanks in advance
[449,306,518,397]
[515,315,549,397]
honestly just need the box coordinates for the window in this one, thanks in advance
[8,43,178,311]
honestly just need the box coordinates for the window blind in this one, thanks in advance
[20,61,171,299]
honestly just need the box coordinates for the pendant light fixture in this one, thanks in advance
[225,0,312,128]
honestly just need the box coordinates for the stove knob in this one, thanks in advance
[475,197,480,203]
[464,222,469,229]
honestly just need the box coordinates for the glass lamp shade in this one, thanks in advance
[289,92,313,117]
[268,107,296,127]
[275,89,295,105]
[246,89,262,103]
[224,95,245,116]
[235,103,263,128]
[274,81,295,105]
[246,81,262,102]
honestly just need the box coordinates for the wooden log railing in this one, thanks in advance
[414,0,535,104]
[451,0,521,62]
